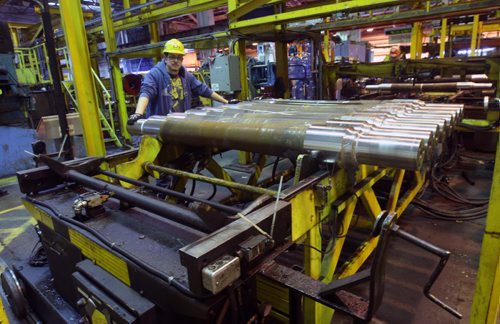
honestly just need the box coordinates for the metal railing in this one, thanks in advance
[14,43,52,85]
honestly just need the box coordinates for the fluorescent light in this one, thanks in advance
[366,28,374,32]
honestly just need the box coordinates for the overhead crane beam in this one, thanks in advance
[87,0,226,34]
[288,0,500,33]
[228,0,413,31]
[227,0,273,21]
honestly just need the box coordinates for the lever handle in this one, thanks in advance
[392,225,463,319]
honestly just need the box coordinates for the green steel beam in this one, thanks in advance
[106,31,229,58]
[410,22,422,59]
[471,134,500,323]
[236,39,249,100]
[229,0,411,30]
[228,0,273,21]
[289,0,500,33]
[88,0,226,34]
[100,1,130,141]
[275,41,289,98]
[471,15,480,57]
[59,0,105,156]
[439,18,447,58]
[123,0,131,17]
[140,0,160,64]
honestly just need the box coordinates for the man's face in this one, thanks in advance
[165,53,184,75]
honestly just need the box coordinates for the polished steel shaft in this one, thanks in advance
[127,100,460,171]
[366,82,492,92]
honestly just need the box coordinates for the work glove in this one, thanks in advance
[228,99,240,104]
[127,113,145,125]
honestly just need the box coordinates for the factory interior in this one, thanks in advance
[1,1,500,323]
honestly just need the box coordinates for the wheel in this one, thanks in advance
[0,268,28,319]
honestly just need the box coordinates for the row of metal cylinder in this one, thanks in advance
[128,99,462,171]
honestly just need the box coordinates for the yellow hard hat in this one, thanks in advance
[163,39,185,55]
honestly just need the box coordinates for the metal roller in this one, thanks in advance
[128,114,426,170]
[127,99,462,170]
[366,82,492,92]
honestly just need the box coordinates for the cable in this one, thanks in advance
[410,133,489,221]
[25,197,213,299]
[297,243,324,255]
[28,240,47,267]
[207,183,217,200]
[271,156,280,182]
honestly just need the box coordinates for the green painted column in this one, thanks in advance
[471,133,500,323]
[59,0,105,156]
[100,0,131,141]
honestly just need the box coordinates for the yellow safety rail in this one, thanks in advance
[14,43,52,85]
[57,46,122,148]
[90,68,123,147]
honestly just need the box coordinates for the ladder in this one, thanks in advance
[61,71,123,148]
[58,44,122,148]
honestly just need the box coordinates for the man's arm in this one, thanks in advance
[135,96,150,115]
[211,92,228,104]
[127,96,149,125]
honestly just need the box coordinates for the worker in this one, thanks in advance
[127,39,229,125]
[385,47,404,62]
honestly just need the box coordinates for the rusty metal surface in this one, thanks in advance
[260,260,369,320]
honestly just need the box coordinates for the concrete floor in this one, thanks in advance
[372,155,495,323]
[0,153,496,323]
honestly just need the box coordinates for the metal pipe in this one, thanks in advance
[37,154,212,232]
[303,126,425,170]
[191,107,450,134]
[66,169,211,232]
[214,102,458,130]
[143,163,279,197]
[129,114,426,170]
[183,108,445,144]
[100,169,242,215]
[366,82,492,92]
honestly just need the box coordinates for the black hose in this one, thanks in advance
[207,183,217,201]
[411,132,489,221]
[25,196,213,299]
[272,156,280,182]
[100,169,241,216]
[189,178,196,197]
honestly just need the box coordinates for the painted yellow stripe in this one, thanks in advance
[21,201,54,230]
[0,205,24,215]
[0,218,36,254]
[68,229,130,286]
[0,217,31,222]
[0,294,10,324]
[0,176,16,186]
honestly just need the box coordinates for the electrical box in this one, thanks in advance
[209,55,241,92]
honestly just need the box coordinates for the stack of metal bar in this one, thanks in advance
[128,99,462,171]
